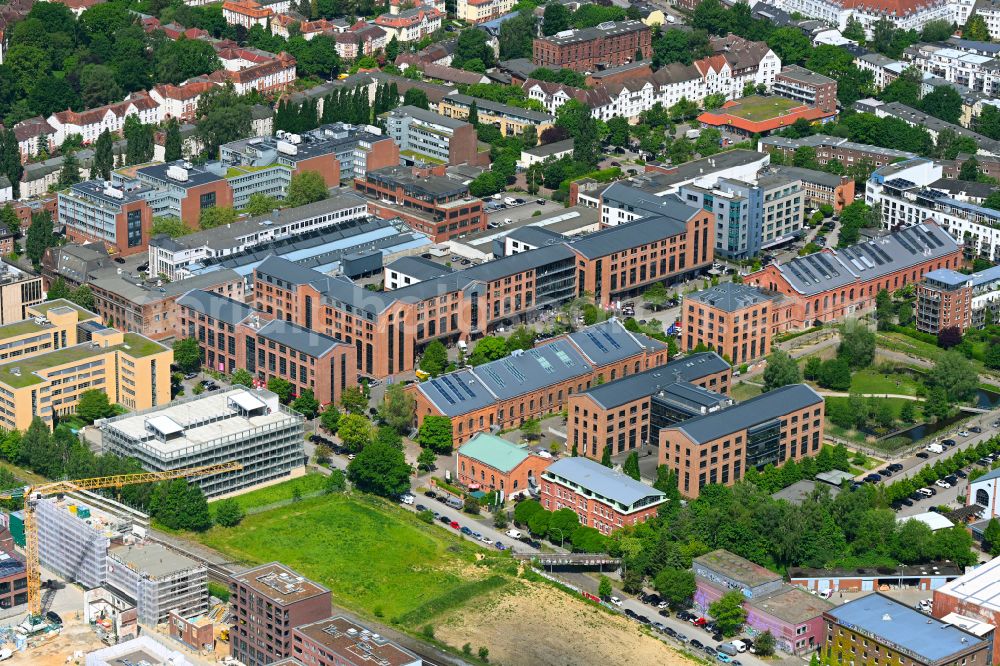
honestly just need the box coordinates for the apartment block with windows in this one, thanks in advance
[659,384,824,498]
[230,563,331,666]
[59,180,154,256]
[682,283,792,366]
[0,328,171,430]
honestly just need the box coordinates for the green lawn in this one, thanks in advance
[825,396,916,446]
[196,493,513,623]
[848,369,922,396]
[731,381,763,401]
[212,473,328,512]
[723,95,799,121]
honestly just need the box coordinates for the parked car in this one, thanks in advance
[609,596,623,607]
[415,504,427,512]
[901,497,914,507]
[936,479,952,488]
[690,640,704,650]
[888,463,904,472]
[958,431,971,437]
[438,515,451,524]
[424,490,438,499]
[971,426,983,433]
[717,653,732,663]
[865,474,883,483]
[916,452,930,459]
[691,617,708,627]
[652,622,667,633]
[495,541,507,550]
[480,537,494,545]
[637,615,652,625]
[955,469,968,478]
[449,521,460,529]
[460,526,472,535]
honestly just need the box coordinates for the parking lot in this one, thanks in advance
[485,197,552,227]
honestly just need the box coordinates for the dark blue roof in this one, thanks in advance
[671,384,822,444]
[826,593,985,663]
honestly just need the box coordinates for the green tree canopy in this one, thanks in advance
[172,338,202,373]
[347,440,411,497]
[417,415,453,454]
[762,349,800,392]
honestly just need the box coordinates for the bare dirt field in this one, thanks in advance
[435,580,702,666]
[8,619,104,666]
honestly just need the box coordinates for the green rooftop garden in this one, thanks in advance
[226,164,285,178]
[30,299,97,321]
[0,319,46,341]
[721,95,800,121]
[0,333,167,388]
[400,149,445,165]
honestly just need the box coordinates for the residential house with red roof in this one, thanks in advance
[335,23,387,59]
[208,52,297,95]
[388,0,446,14]
[374,7,442,42]
[150,80,218,122]
[773,0,954,36]
[11,117,55,162]
[47,92,162,147]
[222,0,274,28]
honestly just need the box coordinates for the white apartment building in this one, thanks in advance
[47,93,162,146]
[374,7,442,42]
[763,0,955,35]
[866,158,1000,260]
[904,43,1000,94]
[456,0,515,23]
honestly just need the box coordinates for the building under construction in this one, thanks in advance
[24,491,147,589]
[105,542,207,626]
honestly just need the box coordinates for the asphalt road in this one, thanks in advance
[401,492,542,555]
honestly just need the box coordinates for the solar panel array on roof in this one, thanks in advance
[503,358,527,383]
[586,331,609,354]
[896,233,917,255]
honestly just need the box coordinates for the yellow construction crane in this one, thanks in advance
[0,461,242,622]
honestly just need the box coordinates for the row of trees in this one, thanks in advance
[513,499,608,552]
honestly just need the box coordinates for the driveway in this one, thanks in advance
[400,493,541,556]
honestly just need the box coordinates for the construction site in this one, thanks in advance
[0,464,241,666]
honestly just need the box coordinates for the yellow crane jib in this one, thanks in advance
[1,461,241,621]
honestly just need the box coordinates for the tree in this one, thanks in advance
[375,425,402,449]
[25,210,53,267]
[499,10,536,60]
[966,13,990,42]
[709,591,748,637]
[793,146,819,169]
[623,452,641,480]
[600,442,612,467]
[452,29,494,71]
[984,518,1000,556]
[214,498,244,527]
[154,37,221,85]
[469,336,508,365]
[838,322,876,369]
[267,377,295,403]
[380,383,416,433]
[172,338,202,373]
[325,468,347,493]
[960,156,982,182]
[843,15,865,41]
[231,368,254,387]
[754,630,776,657]
[200,206,238,230]
[76,389,116,423]
[0,205,18,238]
[347,440,411,497]
[468,101,479,127]
[420,340,449,376]
[598,575,612,599]
[521,124,538,149]
[514,498,543,525]
[762,350,800,392]
[818,358,852,391]
[930,350,978,402]
[57,151,81,188]
[340,386,368,414]
[196,85,252,156]
[542,3,571,36]
[417,447,437,472]
[919,85,963,125]
[338,413,375,452]
[47,278,72,302]
[403,88,429,110]
[803,356,823,381]
[291,389,320,418]
[653,568,696,607]
[94,130,115,181]
[285,171,328,208]
[417,415,453,453]
[695,128,723,156]
[164,118,183,162]
[320,403,341,433]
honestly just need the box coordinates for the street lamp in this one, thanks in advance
[550,527,566,549]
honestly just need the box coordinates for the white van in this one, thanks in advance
[926,443,944,454]
[504,197,517,206]
[730,640,748,653]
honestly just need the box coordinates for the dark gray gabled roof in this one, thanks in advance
[254,319,346,358]
[176,290,254,325]
[568,212,689,259]
[256,255,332,286]
[566,319,648,365]
[775,223,958,297]
[582,352,730,409]
[417,368,497,417]
[669,384,823,445]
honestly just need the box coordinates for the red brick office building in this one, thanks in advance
[659,384,824,498]
[532,20,651,73]
[682,283,792,366]
[230,563,331,666]
[176,289,356,405]
[746,223,962,329]
[540,456,666,535]
[355,165,486,242]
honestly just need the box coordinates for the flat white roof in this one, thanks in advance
[937,556,1000,613]
[940,612,995,637]
[229,390,266,412]
[107,389,295,456]
[898,512,954,531]
[145,415,183,437]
